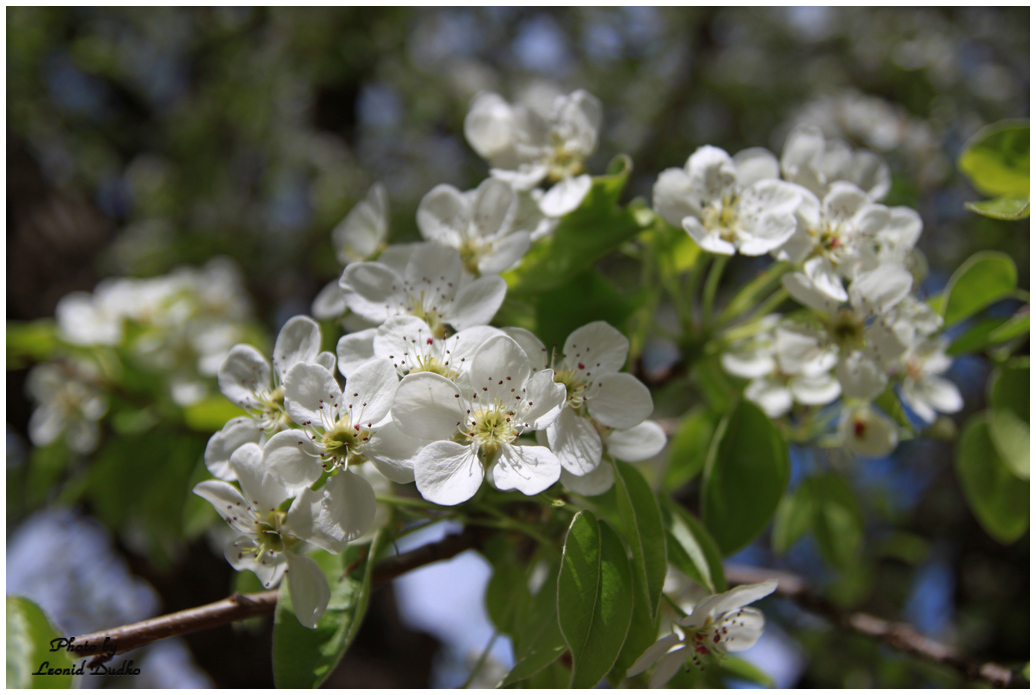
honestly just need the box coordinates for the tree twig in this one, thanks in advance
[69,526,487,665]
[724,564,1029,689]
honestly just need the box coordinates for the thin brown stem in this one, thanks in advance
[724,564,1028,689]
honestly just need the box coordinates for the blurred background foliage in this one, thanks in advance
[6,6,1029,688]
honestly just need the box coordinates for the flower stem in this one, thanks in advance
[716,261,790,326]
[701,255,730,330]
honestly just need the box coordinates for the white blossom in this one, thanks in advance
[780,124,891,201]
[627,580,778,687]
[839,403,899,457]
[25,363,108,454]
[194,443,375,628]
[391,335,566,505]
[271,358,421,488]
[464,89,602,217]
[216,316,335,436]
[653,145,802,257]
[338,243,506,339]
[417,178,532,277]
[504,323,661,492]
[895,338,963,424]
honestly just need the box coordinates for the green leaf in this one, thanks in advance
[874,386,913,430]
[7,596,75,688]
[988,359,1030,480]
[272,536,384,688]
[612,461,667,616]
[662,498,726,593]
[485,550,531,637]
[719,655,775,687]
[609,461,667,681]
[941,251,1018,326]
[505,157,643,295]
[500,560,567,686]
[947,313,1030,356]
[532,270,637,351]
[702,400,790,555]
[955,415,1029,544]
[663,407,716,491]
[808,474,864,571]
[557,512,634,689]
[958,119,1029,197]
[6,320,59,369]
[182,397,246,433]
[965,196,1030,220]
[772,483,814,554]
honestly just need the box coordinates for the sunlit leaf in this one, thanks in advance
[941,251,1017,326]
[7,596,75,688]
[955,415,1029,544]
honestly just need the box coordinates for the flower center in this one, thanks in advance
[554,369,589,408]
[547,133,585,182]
[463,406,518,461]
[320,417,370,467]
[458,239,485,277]
[703,195,740,241]
[828,309,865,349]
[408,293,448,339]
[258,386,292,434]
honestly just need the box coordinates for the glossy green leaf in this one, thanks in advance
[808,474,864,571]
[533,270,637,351]
[965,196,1029,220]
[987,310,1030,344]
[663,407,716,491]
[942,251,1017,326]
[612,460,667,616]
[772,483,814,554]
[958,119,1029,197]
[609,461,667,682]
[557,512,634,689]
[955,415,1029,544]
[662,498,726,593]
[505,156,642,295]
[7,596,75,688]
[485,551,531,637]
[272,536,383,688]
[947,314,1029,356]
[988,360,1030,480]
[500,563,567,686]
[702,400,790,555]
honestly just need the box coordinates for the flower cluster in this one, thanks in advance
[194,89,666,627]
[655,126,962,456]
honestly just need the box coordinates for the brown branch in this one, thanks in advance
[69,527,486,665]
[724,564,1029,689]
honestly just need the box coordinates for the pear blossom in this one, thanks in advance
[724,322,842,418]
[338,243,506,339]
[783,263,914,401]
[653,145,802,257]
[503,322,661,493]
[194,443,376,628]
[391,335,566,505]
[464,89,602,217]
[780,124,891,201]
[627,580,778,687]
[336,315,501,380]
[269,358,421,488]
[417,178,532,277]
[839,403,899,457]
[216,316,335,436]
[313,183,390,320]
[895,338,963,424]
[25,363,108,454]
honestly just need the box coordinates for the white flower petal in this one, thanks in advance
[745,378,794,418]
[272,316,323,381]
[606,420,667,462]
[501,327,549,370]
[836,352,887,401]
[519,369,567,429]
[490,443,561,496]
[311,279,347,320]
[333,183,388,265]
[627,633,683,677]
[563,321,629,377]
[284,362,343,427]
[226,537,285,589]
[849,263,912,316]
[685,218,736,255]
[473,177,518,238]
[840,404,898,457]
[789,373,841,406]
[546,408,603,475]
[364,420,421,483]
[478,231,532,275]
[539,174,592,217]
[392,372,465,441]
[782,272,840,314]
[448,276,507,329]
[649,647,689,689]
[230,443,290,514]
[287,469,377,552]
[262,429,323,495]
[218,345,271,410]
[342,359,398,428]
[285,552,331,629]
[339,262,405,324]
[560,460,616,496]
[652,167,700,228]
[336,328,377,378]
[470,335,533,405]
[587,373,653,429]
[719,607,766,652]
[464,92,516,160]
[193,480,254,534]
[204,416,264,480]
[416,184,467,246]
[733,147,779,186]
[414,440,484,505]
